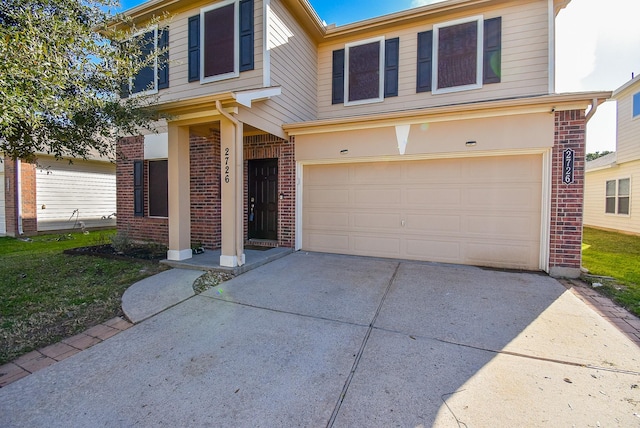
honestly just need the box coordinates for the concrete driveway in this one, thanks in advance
[1,252,639,427]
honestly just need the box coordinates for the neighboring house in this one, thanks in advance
[116,0,610,278]
[2,155,117,236]
[584,75,640,235]
[0,161,5,235]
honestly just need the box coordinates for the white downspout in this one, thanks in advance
[16,159,23,235]
[216,100,245,266]
[585,98,600,123]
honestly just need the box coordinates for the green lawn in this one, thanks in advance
[0,230,167,365]
[582,227,640,317]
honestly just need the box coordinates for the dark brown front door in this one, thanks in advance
[248,159,278,240]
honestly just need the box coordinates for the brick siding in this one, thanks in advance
[549,109,586,272]
[190,131,221,249]
[3,158,38,236]
[116,135,169,245]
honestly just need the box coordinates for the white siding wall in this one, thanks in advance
[616,94,640,164]
[35,157,116,231]
[584,160,640,235]
[317,0,550,119]
[0,162,5,235]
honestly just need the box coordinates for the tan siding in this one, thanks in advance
[584,160,640,235]
[616,94,640,163]
[35,157,116,231]
[317,0,549,119]
[267,0,317,122]
[156,0,265,104]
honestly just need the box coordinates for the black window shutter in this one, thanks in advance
[416,30,433,93]
[158,27,169,89]
[134,160,144,217]
[332,49,345,104]
[188,15,200,82]
[483,17,501,84]
[384,37,399,98]
[239,0,254,72]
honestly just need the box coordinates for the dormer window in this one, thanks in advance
[633,92,640,118]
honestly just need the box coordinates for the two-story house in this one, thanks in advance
[584,75,640,235]
[116,0,609,278]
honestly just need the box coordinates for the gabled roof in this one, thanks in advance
[612,74,640,100]
[122,0,573,43]
[586,151,617,171]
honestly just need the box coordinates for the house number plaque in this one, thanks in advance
[563,148,574,185]
[224,147,230,184]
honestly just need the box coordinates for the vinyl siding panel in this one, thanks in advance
[616,95,640,163]
[266,0,317,122]
[35,157,116,231]
[317,0,549,119]
[584,159,640,235]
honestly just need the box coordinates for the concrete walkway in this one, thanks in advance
[1,253,639,426]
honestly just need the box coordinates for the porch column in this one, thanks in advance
[167,123,192,261]
[219,116,245,267]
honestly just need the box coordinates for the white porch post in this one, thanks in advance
[167,123,192,261]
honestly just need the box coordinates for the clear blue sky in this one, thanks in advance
[119,0,429,25]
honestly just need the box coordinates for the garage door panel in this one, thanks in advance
[405,187,462,207]
[405,239,461,262]
[466,214,539,238]
[306,211,350,228]
[353,235,401,257]
[306,233,350,252]
[305,188,350,206]
[353,213,402,230]
[354,188,401,205]
[465,186,541,209]
[405,160,462,182]
[302,155,542,270]
[306,164,350,184]
[352,163,402,183]
[406,214,461,233]
[465,241,538,269]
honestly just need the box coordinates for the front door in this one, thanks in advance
[248,159,278,240]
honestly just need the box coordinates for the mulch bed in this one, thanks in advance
[63,244,167,262]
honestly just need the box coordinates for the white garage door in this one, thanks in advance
[303,155,543,270]
[36,159,116,231]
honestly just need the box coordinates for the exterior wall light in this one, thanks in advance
[340,149,349,155]
[465,141,477,147]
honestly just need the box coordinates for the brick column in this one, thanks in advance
[549,109,586,278]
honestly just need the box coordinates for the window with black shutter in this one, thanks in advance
[189,0,254,83]
[331,36,399,106]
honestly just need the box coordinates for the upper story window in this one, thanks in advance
[332,37,399,106]
[188,0,254,84]
[124,26,169,97]
[417,16,501,94]
[606,178,630,215]
[633,92,640,118]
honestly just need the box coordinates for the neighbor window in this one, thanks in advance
[188,0,254,83]
[127,26,169,96]
[331,37,399,105]
[606,178,630,215]
[417,16,501,94]
[148,160,168,217]
[633,92,640,118]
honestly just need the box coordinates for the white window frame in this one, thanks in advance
[344,36,385,106]
[432,15,484,95]
[200,0,240,84]
[605,177,631,216]
[130,25,159,96]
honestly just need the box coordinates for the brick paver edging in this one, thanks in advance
[560,278,640,346]
[0,317,132,388]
